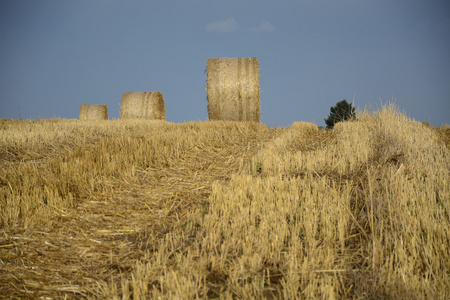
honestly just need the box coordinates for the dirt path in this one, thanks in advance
[0,127,280,299]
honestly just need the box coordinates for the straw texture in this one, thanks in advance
[120,92,166,120]
[206,58,260,122]
[290,121,319,131]
[79,104,108,120]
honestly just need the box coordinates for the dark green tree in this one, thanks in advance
[324,100,356,129]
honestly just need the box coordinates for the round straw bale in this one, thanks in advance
[120,92,166,120]
[290,122,319,131]
[79,104,108,120]
[206,57,260,122]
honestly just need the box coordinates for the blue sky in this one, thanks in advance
[0,0,449,127]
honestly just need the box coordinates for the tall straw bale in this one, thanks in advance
[79,104,108,120]
[206,57,260,122]
[120,92,166,120]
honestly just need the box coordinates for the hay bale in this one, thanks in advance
[79,104,108,120]
[206,57,260,122]
[120,92,166,120]
[290,122,319,131]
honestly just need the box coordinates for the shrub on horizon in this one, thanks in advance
[324,99,356,129]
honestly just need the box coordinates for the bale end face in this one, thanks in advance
[206,57,260,122]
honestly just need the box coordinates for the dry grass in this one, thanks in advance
[79,104,108,120]
[206,58,260,122]
[0,104,449,299]
[433,124,450,150]
[120,92,166,120]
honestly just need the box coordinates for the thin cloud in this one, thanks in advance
[250,21,274,33]
[206,17,239,33]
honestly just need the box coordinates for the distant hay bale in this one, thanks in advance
[79,104,108,120]
[120,92,166,120]
[206,57,260,122]
[290,122,319,131]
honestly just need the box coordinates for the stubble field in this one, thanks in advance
[0,104,449,299]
